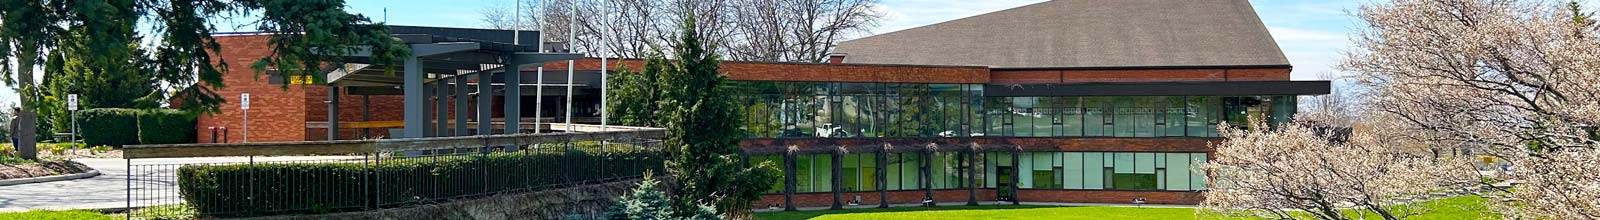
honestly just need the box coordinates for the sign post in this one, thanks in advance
[241,93,250,143]
[67,94,77,159]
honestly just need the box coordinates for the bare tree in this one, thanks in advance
[477,0,881,61]
[1343,0,1600,219]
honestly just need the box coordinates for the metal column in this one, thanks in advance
[478,66,494,135]
[504,57,523,135]
[437,75,451,136]
[328,86,340,140]
[455,74,470,136]
[402,55,424,138]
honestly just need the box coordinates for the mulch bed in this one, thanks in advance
[0,160,93,180]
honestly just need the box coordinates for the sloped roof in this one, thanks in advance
[835,0,1290,69]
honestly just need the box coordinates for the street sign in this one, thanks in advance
[67,94,78,111]
[241,93,251,110]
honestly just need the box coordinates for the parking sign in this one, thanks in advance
[241,93,251,110]
[67,94,78,111]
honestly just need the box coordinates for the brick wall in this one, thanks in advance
[303,86,406,140]
[194,35,311,143]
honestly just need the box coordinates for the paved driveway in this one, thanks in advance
[0,156,360,212]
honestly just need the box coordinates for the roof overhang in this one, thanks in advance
[984,81,1331,97]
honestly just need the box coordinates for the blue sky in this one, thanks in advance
[0,0,1366,108]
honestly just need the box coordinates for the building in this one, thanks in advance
[187,0,1327,209]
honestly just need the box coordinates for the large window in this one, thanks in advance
[793,155,834,193]
[730,81,1296,139]
[1009,152,1208,191]
[840,153,878,192]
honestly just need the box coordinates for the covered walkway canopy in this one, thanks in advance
[325,25,583,139]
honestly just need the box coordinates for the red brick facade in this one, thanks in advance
[194,35,407,143]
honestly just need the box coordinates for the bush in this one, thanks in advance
[137,109,196,145]
[176,149,665,218]
[77,108,140,147]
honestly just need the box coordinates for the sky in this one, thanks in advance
[0,0,1366,108]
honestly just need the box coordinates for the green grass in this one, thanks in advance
[0,210,118,220]
[756,196,1497,220]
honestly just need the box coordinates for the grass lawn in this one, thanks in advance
[0,210,118,220]
[757,196,1496,220]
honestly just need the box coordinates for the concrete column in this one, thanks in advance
[437,76,450,136]
[784,151,797,211]
[504,57,523,135]
[402,55,424,139]
[477,66,494,135]
[423,83,436,137]
[328,85,340,140]
[455,75,469,136]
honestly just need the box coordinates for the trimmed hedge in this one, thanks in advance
[176,149,664,218]
[78,108,141,147]
[137,109,197,145]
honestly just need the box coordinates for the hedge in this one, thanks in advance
[137,109,197,145]
[78,108,141,147]
[176,149,664,217]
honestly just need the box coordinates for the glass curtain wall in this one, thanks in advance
[1008,152,1207,191]
[731,81,1295,139]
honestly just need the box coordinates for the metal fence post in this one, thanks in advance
[248,155,256,216]
[125,158,132,220]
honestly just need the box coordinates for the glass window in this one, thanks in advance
[1163,97,1187,137]
[1063,152,1084,189]
[1084,98,1107,136]
[1083,152,1104,189]
[887,154,902,190]
[901,153,921,190]
[1134,97,1155,137]
[1190,153,1207,190]
[796,155,815,192]
[1165,153,1191,191]
[842,154,861,191]
[816,155,834,192]
[1114,98,1136,137]
[1062,98,1083,136]
[1135,153,1156,174]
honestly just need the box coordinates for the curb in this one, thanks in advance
[0,169,101,186]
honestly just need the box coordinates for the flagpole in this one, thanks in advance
[533,0,545,133]
[600,0,609,131]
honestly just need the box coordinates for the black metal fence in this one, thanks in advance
[123,129,666,219]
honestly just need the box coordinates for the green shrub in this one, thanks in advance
[77,108,140,147]
[137,109,196,145]
[176,149,664,218]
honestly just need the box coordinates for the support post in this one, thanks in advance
[477,64,494,135]
[362,95,371,138]
[402,55,425,138]
[328,86,340,140]
[504,56,523,135]
[455,75,469,136]
[423,83,436,137]
[437,75,451,136]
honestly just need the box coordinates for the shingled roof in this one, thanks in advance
[835,0,1290,69]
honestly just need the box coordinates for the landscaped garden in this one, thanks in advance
[756,196,1496,220]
